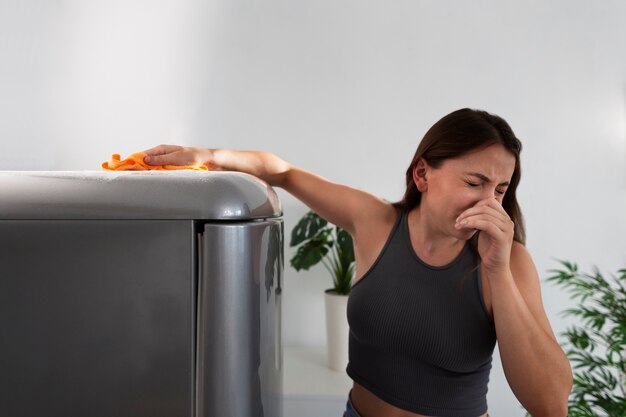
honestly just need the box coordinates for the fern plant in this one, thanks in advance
[289,210,355,295]
[524,260,626,416]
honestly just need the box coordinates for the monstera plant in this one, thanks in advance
[524,260,626,417]
[289,210,355,295]
[289,210,355,371]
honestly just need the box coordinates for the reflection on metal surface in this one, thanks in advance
[0,171,282,220]
[198,220,283,417]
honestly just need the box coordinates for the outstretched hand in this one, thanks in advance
[455,197,514,274]
[143,144,213,168]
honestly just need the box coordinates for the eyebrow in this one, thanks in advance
[464,172,510,187]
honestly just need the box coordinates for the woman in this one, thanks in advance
[141,108,573,417]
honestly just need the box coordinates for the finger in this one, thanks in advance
[143,144,179,156]
[142,145,185,165]
[473,197,509,220]
[462,197,509,221]
[460,214,507,233]
[457,204,508,224]
[456,217,507,237]
[465,218,513,242]
[456,212,512,233]
[456,205,513,230]
[144,151,184,166]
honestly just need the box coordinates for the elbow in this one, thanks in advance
[525,357,573,417]
[531,407,568,417]
[528,396,569,417]
[534,361,572,417]
[526,386,571,417]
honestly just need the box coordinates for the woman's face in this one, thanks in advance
[418,143,517,239]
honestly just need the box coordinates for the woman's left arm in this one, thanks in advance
[456,197,573,417]
[488,243,573,417]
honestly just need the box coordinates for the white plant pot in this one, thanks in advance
[324,289,349,372]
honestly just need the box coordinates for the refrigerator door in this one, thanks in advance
[0,220,195,417]
[197,219,283,417]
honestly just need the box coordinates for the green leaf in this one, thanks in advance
[336,228,355,265]
[289,233,330,271]
[289,211,328,247]
[288,211,357,293]
[331,227,356,293]
[546,260,626,415]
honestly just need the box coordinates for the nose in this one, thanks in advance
[479,186,504,203]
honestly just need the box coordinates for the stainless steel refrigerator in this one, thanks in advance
[0,170,283,417]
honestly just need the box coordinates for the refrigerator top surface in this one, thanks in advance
[0,170,282,220]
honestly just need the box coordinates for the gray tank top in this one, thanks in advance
[346,207,496,417]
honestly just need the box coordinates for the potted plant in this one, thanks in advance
[523,260,626,417]
[289,210,355,371]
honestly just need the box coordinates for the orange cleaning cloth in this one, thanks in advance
[102,152,208,171]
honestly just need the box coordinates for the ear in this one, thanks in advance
[412,158,429,192]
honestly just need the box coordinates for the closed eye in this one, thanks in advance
[466,182,506,195]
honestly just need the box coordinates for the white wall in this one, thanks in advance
[2,0,625,415]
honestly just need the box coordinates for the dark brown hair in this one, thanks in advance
[392,108,526,264]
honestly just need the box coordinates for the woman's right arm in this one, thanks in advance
[143,145,393,237]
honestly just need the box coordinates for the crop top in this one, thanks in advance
[346,207,497,417]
